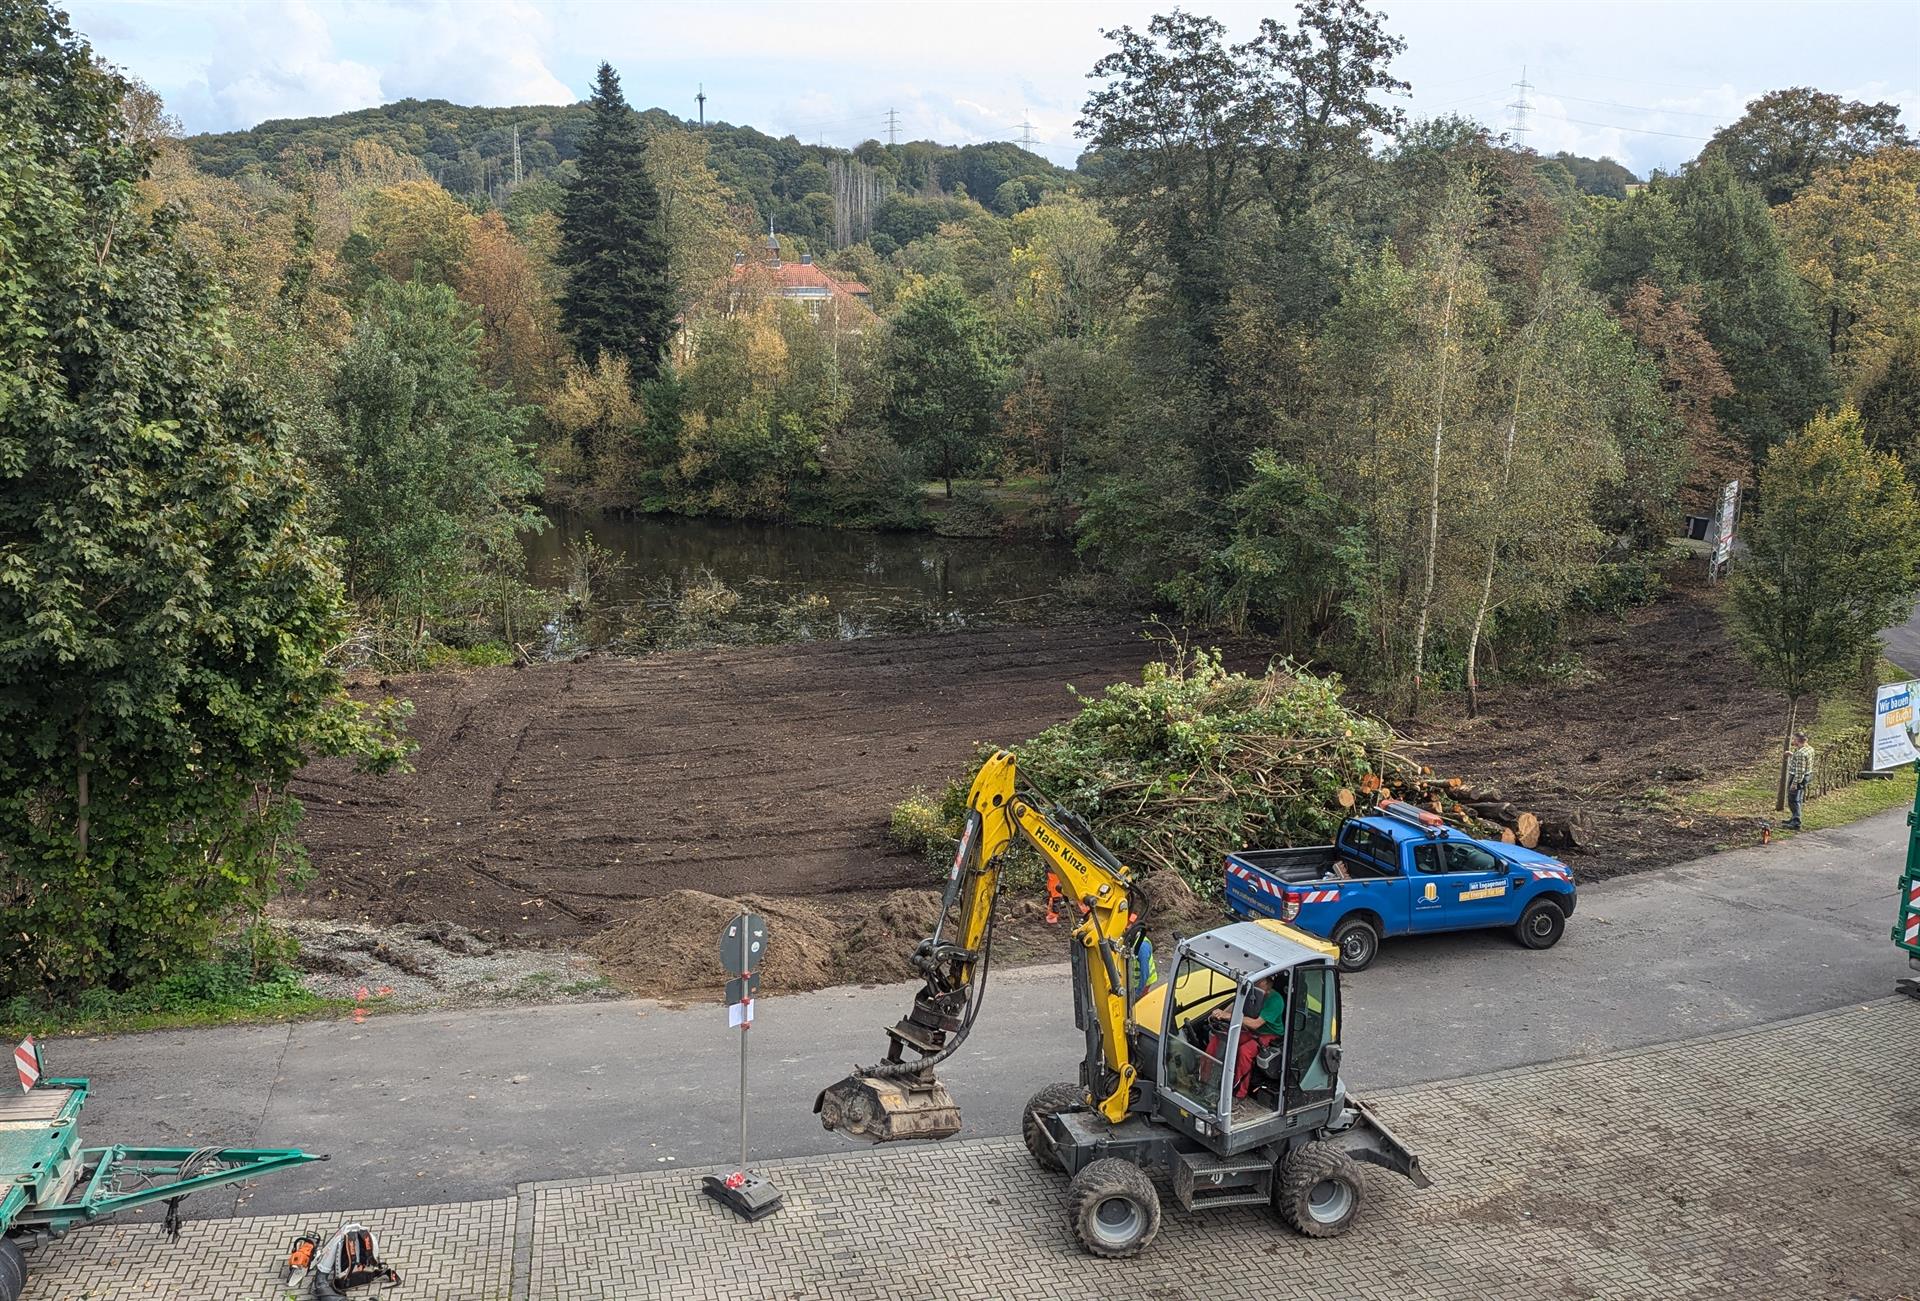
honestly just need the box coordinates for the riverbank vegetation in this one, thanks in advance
[99,2,1915,708]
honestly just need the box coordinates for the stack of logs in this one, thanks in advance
[1335,772,1592,852]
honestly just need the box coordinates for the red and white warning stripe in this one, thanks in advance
[1296,888,1341,904]
[1226,861,1287,899]
[15,1036,39,1093]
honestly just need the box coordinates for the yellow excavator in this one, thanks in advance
[816,751,1428,1258]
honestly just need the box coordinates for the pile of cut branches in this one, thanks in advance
[893,645,1416,897]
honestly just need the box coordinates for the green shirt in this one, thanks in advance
[1253,989,1287,1035]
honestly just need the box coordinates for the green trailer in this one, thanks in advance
[1,1042,323,1301]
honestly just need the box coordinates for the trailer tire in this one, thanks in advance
[1332,916,1380,972]
[1022,1082,1084,1173]
[1514,898,1566,950]
[0,1235,24,1301]
[1275,1143,1364,1238]
[1066,1158,1161,1258]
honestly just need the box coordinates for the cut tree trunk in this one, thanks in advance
[1514,811,1542,849]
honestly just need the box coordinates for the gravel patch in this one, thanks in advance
[279,916,620,1011]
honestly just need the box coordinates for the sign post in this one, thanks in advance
[702,910,783,1221]
[1869,681,1920,997]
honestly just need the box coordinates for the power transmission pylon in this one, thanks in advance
[1016,114,1038,150]
[511,122,522,187]
[885,107,901,146]
[1506,66,1534,145]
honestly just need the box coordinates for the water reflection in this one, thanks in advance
[521,507,1077,650]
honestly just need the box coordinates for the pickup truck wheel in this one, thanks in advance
[0,1235,24,1301]
[1274,1143,1364,1238]
[1515,899,1566,950]
[1022,1082,1084,1172]
[1066,1158,1161,1258]
[1332,917,1380,972]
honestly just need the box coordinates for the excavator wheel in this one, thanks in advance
[0,1235,25,1301]
[1066,1158,1161,1258]
[1274,1142,1363,1238]
[1021,1082,1084,1172]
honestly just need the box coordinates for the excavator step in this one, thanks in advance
[1171,1148,1275,1211]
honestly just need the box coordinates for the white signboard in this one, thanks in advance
[1709,479,1739,576]
[1871,679,1920,771]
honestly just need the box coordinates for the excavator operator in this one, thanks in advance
[1208,975,1286,1099]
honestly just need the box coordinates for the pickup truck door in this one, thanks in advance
[1410,840,1522,933]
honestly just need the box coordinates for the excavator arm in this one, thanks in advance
[814,751,1142,1142]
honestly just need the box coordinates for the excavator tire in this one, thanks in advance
[0,1235,25,1301]
[1021,1082,1084,1172]
[1066,1158,1161,1259]
[1274,1142,1363,1238]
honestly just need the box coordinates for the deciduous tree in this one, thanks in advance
[881,275,1009,495]
[1729,409,1920,806]
[1702,87,1912,206]
[0,2,402,997]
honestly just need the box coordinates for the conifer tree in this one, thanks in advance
[558,63,675,383]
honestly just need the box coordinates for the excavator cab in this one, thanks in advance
[1145,924,1345,1151]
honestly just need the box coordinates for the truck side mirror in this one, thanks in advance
[1320,1043,1343,1075]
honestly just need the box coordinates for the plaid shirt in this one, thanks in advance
[1786,744,1815,785]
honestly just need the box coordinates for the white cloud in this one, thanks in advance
[376,1,576,108]
[182,0,385,129]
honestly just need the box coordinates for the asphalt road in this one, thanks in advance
[1884,600,1920,675]
[52,807,1913,1219]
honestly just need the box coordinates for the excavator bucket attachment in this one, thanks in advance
[814,1072,962,1143]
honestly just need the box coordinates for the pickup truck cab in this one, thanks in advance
[1224,801,1577,971]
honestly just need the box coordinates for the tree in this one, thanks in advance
[557,64,676,382]
[1614,280,1741,514]
[331,280,543,642]
[1859,327,1920,468]
[1702,87,1912,206]
[1729,409,1920,807]
[364,179,475,286]
[1077,2,1406,495]
[0,2,401,997]
[881,275,1009,495]
[1590,161,1834,457]
[455,210,564,398]
[643,126,746,307]
[1777,146,1920,389]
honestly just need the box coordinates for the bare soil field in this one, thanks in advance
[1396,569,1786,880]
[290,579,1787,997]
[292,624,1179,943]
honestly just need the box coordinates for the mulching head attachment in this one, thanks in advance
[814,1071,962,1143]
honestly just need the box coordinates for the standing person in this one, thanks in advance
[1784,731,1815,829]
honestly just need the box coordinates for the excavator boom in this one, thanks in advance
[816,751,1139,1143]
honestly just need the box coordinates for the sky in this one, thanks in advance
[69,0,1920,177]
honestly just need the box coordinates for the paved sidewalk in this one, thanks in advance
[22,999,1917,1300]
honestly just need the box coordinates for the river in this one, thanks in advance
[520,508,1079,650]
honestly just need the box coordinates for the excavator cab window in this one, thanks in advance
[1158,954,1237,1120]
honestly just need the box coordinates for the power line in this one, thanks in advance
[1527,105,1715,142]
[1537,89,1726,121]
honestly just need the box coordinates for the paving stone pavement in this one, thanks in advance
[19,999,1918,1300]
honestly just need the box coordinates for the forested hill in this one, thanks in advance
[185,98,1072,244]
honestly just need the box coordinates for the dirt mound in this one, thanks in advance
[585,887,948,998]
[1132,869,1224,939]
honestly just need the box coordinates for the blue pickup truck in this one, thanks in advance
[1224,801,1577,971]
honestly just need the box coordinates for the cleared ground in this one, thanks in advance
[290,579,1794,993]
